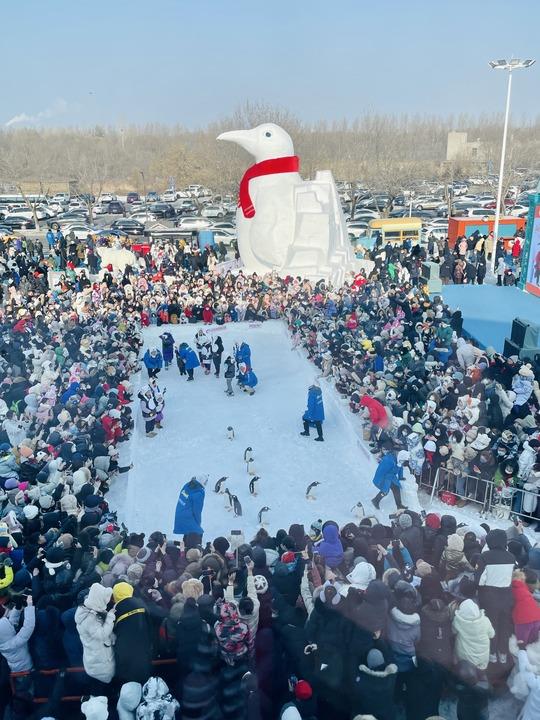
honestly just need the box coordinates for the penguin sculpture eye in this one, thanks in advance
[265,131,272,137]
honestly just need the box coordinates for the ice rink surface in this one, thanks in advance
[112,320,377,540]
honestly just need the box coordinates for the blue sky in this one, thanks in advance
[3,0,539,128]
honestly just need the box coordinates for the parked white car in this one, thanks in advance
[176,216,212,231]
[99,193,117,203]
[465,208,496,218]
[211,229,237,245]
[129,211,158,223]
[211,221,236,233]
[346,221,369,239]
[413,195,444,210]
[201,204,227,218]
[162,190,179,202]
[60,223,97,239]
[509,204,530,217]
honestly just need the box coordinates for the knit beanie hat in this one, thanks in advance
[294,679,313,701]
[398,513,413,529]
[23,504,39,520]
[186,548,202,563]
[415,560,433,578]
[60,493,78,515]
[447,533,464,551]
[425,513,441,529]
[126,563,143,582]
[112,581,134,603]
[367,648,385,670]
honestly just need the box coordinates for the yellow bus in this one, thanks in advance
[362,217,423,249]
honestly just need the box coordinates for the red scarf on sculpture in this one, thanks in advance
[238,155,300,218]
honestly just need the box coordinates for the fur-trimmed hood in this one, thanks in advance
[358,663,398,677]
[389,606,420,626]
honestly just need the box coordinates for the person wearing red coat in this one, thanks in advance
[512,577,540,646]
[360,395,389,428]
[101,411,123,445]
[202,305,214,324]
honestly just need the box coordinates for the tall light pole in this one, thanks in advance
[488,58,535,274]
[139,170,147,216]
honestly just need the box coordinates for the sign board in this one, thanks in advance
[520,193,540,298]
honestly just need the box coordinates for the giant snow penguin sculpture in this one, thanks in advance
[217,123,355,287]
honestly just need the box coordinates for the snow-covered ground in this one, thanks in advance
[109,320,378,539]
[107,319,537,543]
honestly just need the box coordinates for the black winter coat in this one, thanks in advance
[30,607,66,670]
[305,597,349,694]
[350,662,398,720]
[114,597,153,684]
[397,525,424,563]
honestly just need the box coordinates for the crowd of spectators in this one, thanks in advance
[0,231,537,719]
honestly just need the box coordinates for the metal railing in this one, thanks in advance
[9,657,178,706]
[420,466,537,522]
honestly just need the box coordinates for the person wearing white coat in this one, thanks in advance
[452,599,495,671]
[517,649,540,720]
[518,442,538,481]
[456,337,476,370]
[75,583,116,685]
[117,682,143,720]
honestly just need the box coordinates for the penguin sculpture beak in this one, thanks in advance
[217,129,256,155]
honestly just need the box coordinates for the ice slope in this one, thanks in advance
[112,320,378,540]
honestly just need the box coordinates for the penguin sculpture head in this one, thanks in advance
[217,123,294,163]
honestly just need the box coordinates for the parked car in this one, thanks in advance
[210,221,236,232]
[357,194,392,210]
[100,193,117,203]
[509,204,530,217]
[93,203,111,216]
[175,200,198,216]
[52,192,70,203]
[162,190,180,202]
[451,181,468,196]
[413,195,444,210]
[201,204,227,218]
[465,208,496,218]
[110,219,145,235]
[51,210,89,225]
[129,211,158,224]
[1,216,35,230]
[148,202,176,219]
[107,201,126,215]
[59,223,97,239]
[176,216,212,231]
[346,221,369,239]
[211,229,237,245]
[126,192,140,204]
[146,191,160,203]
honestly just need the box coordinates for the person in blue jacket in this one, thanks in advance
[143,348,163,379]
[237,362,258,395]
[300,382,325,441]
[235,342,251,369]
[371,444,404,510]
[173,475,207,541]
[46,228,56,250]
[177,342,200,381]
[159,332,175,370]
